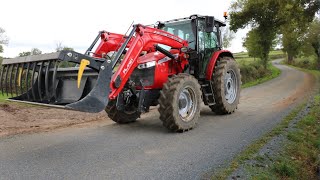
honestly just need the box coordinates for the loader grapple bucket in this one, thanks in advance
[0,50,112,113]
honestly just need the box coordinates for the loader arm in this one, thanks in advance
[93,32,135,58]
[66,24,188,112]
[108,24,188,99]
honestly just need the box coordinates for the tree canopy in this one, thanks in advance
[303,18,320,69]
[221,24,235,48]
[243,29,263,59]
[230,0,280,68]
[55,42,74,52]
[0,27,9,54]
[230,0,320,68]
[19,48,42,57]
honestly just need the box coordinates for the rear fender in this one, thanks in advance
[205,50,234,80]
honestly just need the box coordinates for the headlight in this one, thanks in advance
[137,61,156,69]
[181,47,188,53]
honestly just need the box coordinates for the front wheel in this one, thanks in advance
[210,57,241,114]
[105,100,140,124]
[158,74,202,132]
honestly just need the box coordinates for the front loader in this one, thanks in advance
[0,15,241,132]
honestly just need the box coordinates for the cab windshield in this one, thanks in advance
[161,20,195,49]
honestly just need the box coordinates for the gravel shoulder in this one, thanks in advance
[0,103,109,137]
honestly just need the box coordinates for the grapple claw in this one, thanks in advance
[0,50,108,112]
[66,60,112,113]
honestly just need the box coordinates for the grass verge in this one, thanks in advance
[0,94,9,102]
[241,63,281,88]
[213,68,320,179]
[234,50,283,88]
[250,93,320,179]
[213,102,307,179]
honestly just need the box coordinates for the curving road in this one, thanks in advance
[0,60,316,179]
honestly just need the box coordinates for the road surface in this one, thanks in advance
[0,60,316,179]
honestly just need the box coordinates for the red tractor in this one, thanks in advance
[0,15,241,132]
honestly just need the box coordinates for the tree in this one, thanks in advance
[303,18,320,69]
[55,42,74,52]
[230,0,320,68]
[0,27,9,53]
[243,29,263,60]
[230,0,280,69]
[281,23,303,64]
[19,51,31,57]
[19,48,42,57]
[31,48,42,55]
[279,0,320,64]
[222,26,235,48]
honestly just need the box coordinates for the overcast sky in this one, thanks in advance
[0,0,246,58]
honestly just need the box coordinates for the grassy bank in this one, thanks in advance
[235,50,285,62]
[240,62,281,88]
[0,94,9,102]
[286,55,319,70]
[213,69,320,179]
[234,50,284,88]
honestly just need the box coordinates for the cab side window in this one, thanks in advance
[198,20,219,76]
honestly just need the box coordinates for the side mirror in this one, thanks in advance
[205,16,214,32]
[156,21,165,29]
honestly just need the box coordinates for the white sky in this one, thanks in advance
[0,0,246,58]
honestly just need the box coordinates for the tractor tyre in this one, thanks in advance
[210,57,241,114]
[105,100,140,124]
[158,74,202,132]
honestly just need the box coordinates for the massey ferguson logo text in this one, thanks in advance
[153,31,183,43]
[123,58,134,74]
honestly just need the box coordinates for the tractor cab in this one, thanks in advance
[157,15,226,79]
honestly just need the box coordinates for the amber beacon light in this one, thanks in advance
[223,12,228,20]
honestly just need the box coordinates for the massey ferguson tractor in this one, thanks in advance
[0,15,241,132]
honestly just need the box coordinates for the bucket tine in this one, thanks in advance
[31,62,37,101]
[52,61,59,101]
[9,64,14,97]
[0,65,6,96]
[45,61,51,102]
[14,64,19,96]
[19,64,24,95]
[38,61,44,101]
[25,63,31,100]
[4,64,10,96]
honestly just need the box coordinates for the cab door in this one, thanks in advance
[197,19,220,78]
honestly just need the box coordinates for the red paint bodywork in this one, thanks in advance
[93,25,188,100]
[136,49,180,90]
[92,25,234,100]
[94,32,134,58]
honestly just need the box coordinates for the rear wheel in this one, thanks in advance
[210,57,241,114]
[158,74,202,132]
[105,100,140,124]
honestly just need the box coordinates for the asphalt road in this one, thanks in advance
[0,60,316,180]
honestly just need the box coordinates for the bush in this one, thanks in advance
[269,54,286,60]
[290,56,318,70]
[239,60,271,84]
